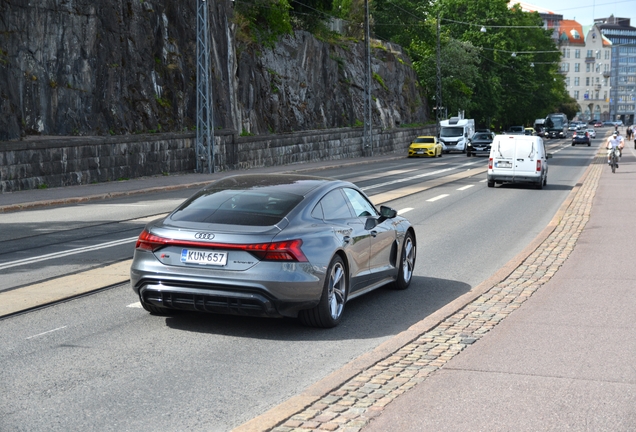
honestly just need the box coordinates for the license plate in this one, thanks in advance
[417,150,424,154]
[475,147,484,151]
[496,161,512,168]
[181,249,228,266]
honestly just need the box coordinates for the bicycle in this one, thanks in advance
[609,146,620,173]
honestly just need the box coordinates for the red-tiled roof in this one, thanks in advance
[559,20,585,45]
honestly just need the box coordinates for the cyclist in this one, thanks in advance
[606,131,624,167]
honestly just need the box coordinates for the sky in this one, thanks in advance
[514,0,635,26]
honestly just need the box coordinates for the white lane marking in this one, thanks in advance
[26,326,67,340]
[77,204,150,207]
[0,237,138,271]
[427,194,449,202]
[480,179,487,183]
[360,161,482,192]
[397,208,413,215]
[349,168,420,183]
[457,185,474,191]
[127,302,143,308]
[128,213,170,223]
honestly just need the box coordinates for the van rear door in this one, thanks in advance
[491,136,515,172]
[513,137,538,178]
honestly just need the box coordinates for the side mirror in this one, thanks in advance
[364,217,378,230]
[380,205,397,218]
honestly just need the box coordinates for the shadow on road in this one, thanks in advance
[163,275,470,341]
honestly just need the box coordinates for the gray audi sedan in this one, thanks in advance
[130,174,416,328]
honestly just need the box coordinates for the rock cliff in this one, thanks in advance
[0,0,426,141]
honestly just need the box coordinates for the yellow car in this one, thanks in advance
[408,136,442,158]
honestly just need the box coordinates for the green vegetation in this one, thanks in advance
[155,96,171,108]
[372,0,565,128]
[373,72,388,91]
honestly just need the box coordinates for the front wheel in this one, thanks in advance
[299,255,347,328]
[466,151,472,157]
[389,232,416,290]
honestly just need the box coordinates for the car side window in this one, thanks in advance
[314,189,354,220]
[343,188,378,218]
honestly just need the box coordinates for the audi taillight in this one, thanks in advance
[136,229,170,251]
[135,230,308,262]
[244,240,307,262]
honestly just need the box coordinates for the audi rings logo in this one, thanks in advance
[194,232,215,240]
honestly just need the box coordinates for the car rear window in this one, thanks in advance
[169,189,303,226]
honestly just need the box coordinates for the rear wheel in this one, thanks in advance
[389,232,415,290]
[487,180,495,188]
[299,255,347,328]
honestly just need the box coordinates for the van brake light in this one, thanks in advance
[536,160,542,172]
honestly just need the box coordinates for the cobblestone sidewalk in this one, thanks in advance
[271,156,605,432]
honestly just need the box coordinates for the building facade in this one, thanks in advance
[597,16,636,125]
[557,21,612,122]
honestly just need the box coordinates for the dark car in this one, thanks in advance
[130,174,416,328]
[507,126,524,135]
[467,132,494,157]
[572,130,591,146]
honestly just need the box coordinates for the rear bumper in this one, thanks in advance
[136,281,319,318]
[487,173,542,184]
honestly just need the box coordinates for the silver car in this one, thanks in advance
[130,174,416,328]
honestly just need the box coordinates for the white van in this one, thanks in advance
[487,134,552,189]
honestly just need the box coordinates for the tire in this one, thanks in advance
[438,151,443,157]
[487,180,495,188]
[612,161,616,174]
[588,143,591,147]
[543,173,547,186]
[299,255,347,328]
[466,152,472,157]
[389,231,415,290]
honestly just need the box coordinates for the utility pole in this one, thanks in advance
[363,0,372,156]
[435,12,443,137]
[196,0,214,173]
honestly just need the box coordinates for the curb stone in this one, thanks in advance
[265,155,604,432]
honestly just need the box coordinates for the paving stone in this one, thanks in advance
[272,157,605,431]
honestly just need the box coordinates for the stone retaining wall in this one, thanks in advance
[0,126,435,193]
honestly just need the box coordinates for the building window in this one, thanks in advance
[587,50,593,58]
[605,50,610,60]
[596,50,601,59]
[574,77,580,86]
[575,49,581,58]
[574,90,579,99]
[575,63,580,72]
[566,77,571,86]
[586,63,590,72]
[586,77,590,86]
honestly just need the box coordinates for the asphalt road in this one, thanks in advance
[0,138,598,431]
